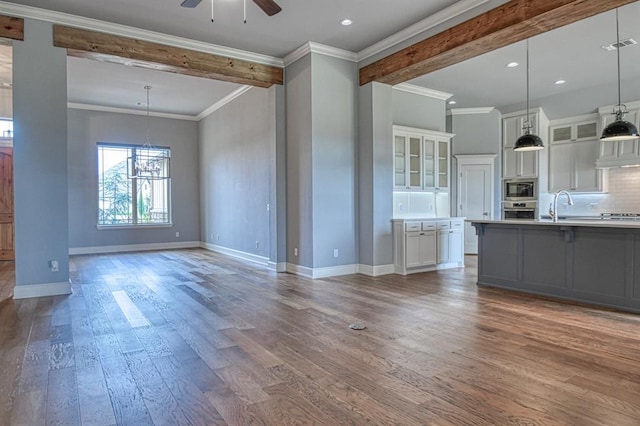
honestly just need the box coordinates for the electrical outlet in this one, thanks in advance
[294,248,298,256]
[266,203,270,211]
[49,260,59,272]
[216,235,220,241]
[256,241,259,249]
[175,232,180,238]
[333,248,339,258]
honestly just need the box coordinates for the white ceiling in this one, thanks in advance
[0,0,638,118]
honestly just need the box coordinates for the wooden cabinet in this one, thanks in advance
[549,116,604,193]
[596,106,640,168]
[393,126,453,192]
[502,113,541,179]
[393,218,464,275]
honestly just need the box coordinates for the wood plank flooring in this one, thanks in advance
[0,260,14,304]
[1,249,639,425]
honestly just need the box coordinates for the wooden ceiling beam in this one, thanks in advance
[359,0,638,86]
[0,15,24,41]
[53,25,283,88]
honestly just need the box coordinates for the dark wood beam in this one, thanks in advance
[0,15,24,41]
[53,25,283,88]
[360,0,638,86]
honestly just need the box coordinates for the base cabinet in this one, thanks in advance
[393,218,465,275]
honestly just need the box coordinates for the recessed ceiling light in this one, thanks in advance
[507,62,519,68]
[448,100,457,105]
[340,19,352,26]
[554,80,566,85]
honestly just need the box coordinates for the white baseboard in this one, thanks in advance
[201,242,269,266]
[357,264,395,277]
[286,263,358,279]
[69,241,201,255]
[13,280,72,299]
[268,261,287,272]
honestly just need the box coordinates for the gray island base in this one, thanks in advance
[471,220,640,314]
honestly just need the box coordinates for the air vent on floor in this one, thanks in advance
[601,38,637,51]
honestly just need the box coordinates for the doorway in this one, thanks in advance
[456,155,495,254]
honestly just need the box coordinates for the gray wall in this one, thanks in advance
[13,19,69,287]
[199,87,275,260]
[286,55,313,268]
[67,109,200,248]
[450,109,502,218]
[311,53,358,268]
[359,82,394,267]
[393,90,446,131]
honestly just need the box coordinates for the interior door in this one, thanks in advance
[458,163,492,254]
[0,147,13,260]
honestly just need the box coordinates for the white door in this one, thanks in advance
[458,160,493,254]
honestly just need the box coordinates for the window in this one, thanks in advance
[0,119,13,138]
[98,143,171,227]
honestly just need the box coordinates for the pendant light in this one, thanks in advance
[601,8,639,141]
[514,39,544,151]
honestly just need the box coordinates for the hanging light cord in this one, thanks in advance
[525,39,531,134]
[211,0,214,22]
[615,8,623,118]
[244,0,247,23]
[145,85,151,146]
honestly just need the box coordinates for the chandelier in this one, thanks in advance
[127,86,171,180]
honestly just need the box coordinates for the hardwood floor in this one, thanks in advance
[1,249,639,425]
[0,260,14,304]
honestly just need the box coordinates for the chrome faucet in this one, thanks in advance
[549,190,574,222]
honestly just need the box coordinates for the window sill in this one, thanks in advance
[97,223,173,230]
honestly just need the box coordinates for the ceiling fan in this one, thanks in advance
[180,0,282,17]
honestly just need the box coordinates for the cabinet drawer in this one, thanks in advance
[421,221,437,231]
[437,221,451,230]
[405,222,421,232]
[451,220,464,229]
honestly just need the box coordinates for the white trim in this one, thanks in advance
[200,242,269,266]
[13,281,72,299]
[69,241,200,255]
[286,263,359,279]
[393,125,455,139]
[502,107,545,119]
[548,113,599,127]
[0,1,283,67]
[598,100,640,114]
[284,41,358,66]
[358,264,395,277]
[68,103,198,121]
[268,262,287,272]
[393,83,452,101]
[357,0,490,61]
[453,154,497,162]
[196,86,252,120]
[449,107,495,115]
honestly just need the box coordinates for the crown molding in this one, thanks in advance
[68,103,198,121]
[449,107,495,115]
[357,0,490,62]
[393,83,452,101]
[0,1,283,67]
[196,85,252,121]
[284,41,358,67]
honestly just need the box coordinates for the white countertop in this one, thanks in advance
[392,217,465,222]
[469,219,640,229]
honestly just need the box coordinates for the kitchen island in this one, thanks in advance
[471,219,640,314]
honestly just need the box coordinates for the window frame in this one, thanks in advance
[96,142,172,229]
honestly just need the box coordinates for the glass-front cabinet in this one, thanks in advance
[393,125,454,192]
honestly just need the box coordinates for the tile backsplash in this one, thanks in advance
[542,167,640,216]
[393,191,450,218]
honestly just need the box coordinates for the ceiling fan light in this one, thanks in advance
[601,119,640,141]
[514,133,544,151]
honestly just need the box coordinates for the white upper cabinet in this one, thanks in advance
[502,110,547,179]
[549,116,604,193]
[596,103,640,168]
[393,126,454,192]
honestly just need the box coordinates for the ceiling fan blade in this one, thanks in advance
[252,0,282,16]
[180,0,203,8]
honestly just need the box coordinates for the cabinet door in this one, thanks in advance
[574,139,601,192]
[394,134,407,189]
[448,230,464,264]
[408,135,422,189]
[405,233,422,268]
[503,147,518,179]
[420,232,437,266]
[549,143,573,192]
[503,116,521,147]
[423,137,436,189]
[437,230,449,264]
[437,140,449,190]
[519,151,538,177]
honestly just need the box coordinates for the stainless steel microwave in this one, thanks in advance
[504,179,537,201]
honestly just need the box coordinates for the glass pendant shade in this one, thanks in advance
[514,131,544,151]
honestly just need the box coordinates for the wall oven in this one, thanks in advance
[504,179,537,201]
[503,201,537,220]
